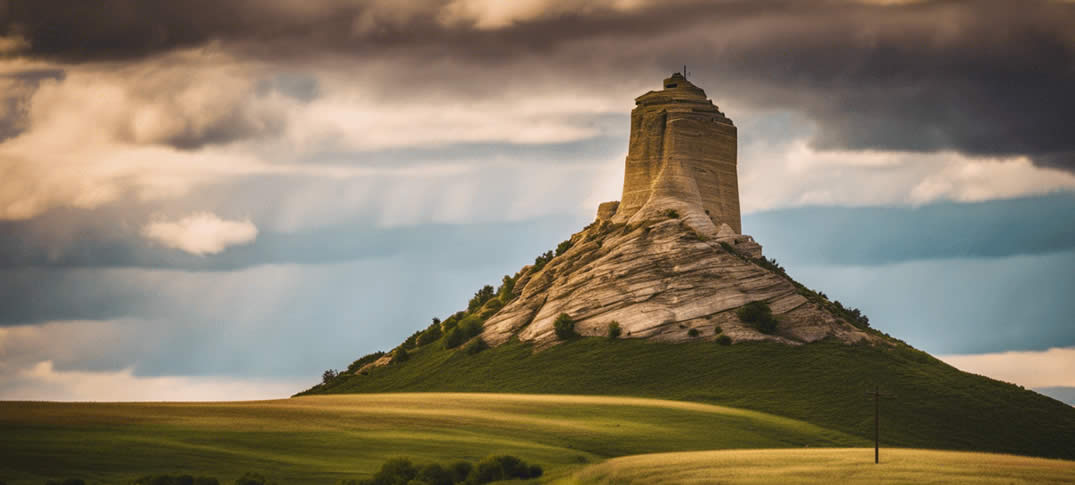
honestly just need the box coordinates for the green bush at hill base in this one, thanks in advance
[305,338,1075,461]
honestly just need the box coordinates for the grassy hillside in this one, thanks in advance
[563,448,1075,484]
[0,393,862,484]
[303,339,1075,460]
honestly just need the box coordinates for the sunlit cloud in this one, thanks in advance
[142,212,259,255]
[1,361,303,401]
[939,347,1075,389]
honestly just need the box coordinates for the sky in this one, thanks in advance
[0,0,1073,403]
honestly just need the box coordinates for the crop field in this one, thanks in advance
[564,448,1075,484]
[0,393,863,484]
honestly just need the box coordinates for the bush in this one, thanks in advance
[464,338,488,355]
[444,316,483,349]
[478,298,503,320]
[390,348,410,364]
[663,209,680,218]
[553,313,577,340]
[737,301,778,334]
[555,239,573,256]
[402,331,421,350]
[322,369,339,384]
[346,351,386,373]
[416,463,453,485]
[496,274,517,302]
[714,326,723,334]
[442,328,466,349]
[833,300,871,329]
[416,325,443,346]
[716,334,732,345]
[449,462,473,483]
[532,250,554,272]
[471,455,542,483]
[607,321,622,339]
[372,458,418,485]
[458,315,483,338]
[467,285,496,313]
[687,328,700,337]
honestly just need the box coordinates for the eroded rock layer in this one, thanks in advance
[482,215,877,348]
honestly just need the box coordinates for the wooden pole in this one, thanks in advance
[874,385,879,464]
[865,385,893,464]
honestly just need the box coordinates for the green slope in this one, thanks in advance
[0,394,861,484]
[303,338,1075,460]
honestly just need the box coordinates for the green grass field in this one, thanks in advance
[304,339,1075,460]
[0,393,864,484]
[563,448,1075,484]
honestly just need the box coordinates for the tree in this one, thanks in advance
[322,369,339,384]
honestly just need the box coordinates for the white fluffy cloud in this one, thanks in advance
[142,212,259,255]
[939,347,1075,389]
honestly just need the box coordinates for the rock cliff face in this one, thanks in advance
[617,72,741,234]
[363,73,880,367]
[481,214,876,348]
[475,73,878,349]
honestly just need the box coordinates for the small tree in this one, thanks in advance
[321,369,339,384]
[607,321,622,339]
[554,313,578,340]
[716,334,732,345]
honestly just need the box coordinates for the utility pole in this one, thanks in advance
[865,385,894,464]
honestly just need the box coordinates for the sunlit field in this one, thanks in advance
[0,393,862,484]
[564,448,1075,484]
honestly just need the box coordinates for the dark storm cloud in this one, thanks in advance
[4,0,1074,169]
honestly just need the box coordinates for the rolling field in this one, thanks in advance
[306,339,1075,460]
[0,393,864,484]
[564,448,1075,484]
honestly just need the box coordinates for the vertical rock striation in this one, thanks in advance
[615,72,741,235]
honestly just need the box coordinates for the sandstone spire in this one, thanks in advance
[609,72,741,234]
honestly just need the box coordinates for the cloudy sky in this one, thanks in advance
[1,0,1073,403]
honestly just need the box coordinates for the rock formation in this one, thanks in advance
[475,73,878,349]
[614,72,742,235]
